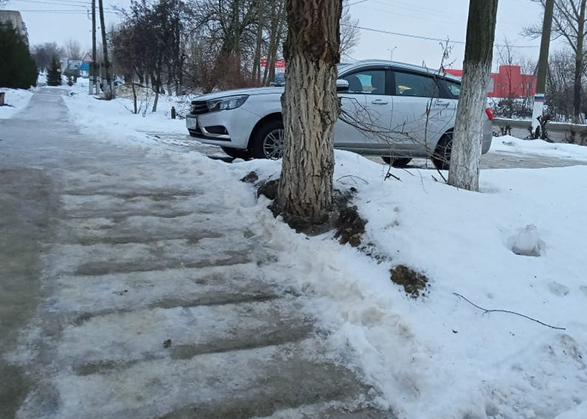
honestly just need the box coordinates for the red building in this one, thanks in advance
[445,65,536,98]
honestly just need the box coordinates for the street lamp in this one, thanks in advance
[387,47,397,61]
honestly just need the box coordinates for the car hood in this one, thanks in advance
[194,87,284,101]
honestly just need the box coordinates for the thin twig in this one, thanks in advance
[384,165,402,182]
[415,169,427,193]
[435,167,448,183]
[453,292,566,331]
[400,167,416,177]
[336,175,369,185]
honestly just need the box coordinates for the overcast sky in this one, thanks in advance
[4,0,551,71]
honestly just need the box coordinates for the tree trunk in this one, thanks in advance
[152,62,162,112]
[573,0,586,121]
[275,0,341,223]
[448,0,499,191]
[532,0,554,133]
[263,1,285,85]
[132,81,138,114]
[252,0,266,84]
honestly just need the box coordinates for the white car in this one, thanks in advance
[186,60,493,169]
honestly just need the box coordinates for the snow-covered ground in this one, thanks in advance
[60,87,587,419]
[492,135,587,161]
[0,88,34,120]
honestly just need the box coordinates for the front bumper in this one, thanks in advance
[186,109,257,150]
[186,115,231,141]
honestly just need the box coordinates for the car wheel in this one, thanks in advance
[221,146,251,160]
[381,157,412,168]
[431,133,453,171]
[252,120,284,159]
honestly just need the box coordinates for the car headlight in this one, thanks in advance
[207,95,249,112]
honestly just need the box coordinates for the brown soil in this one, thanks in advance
[390,265,429,299]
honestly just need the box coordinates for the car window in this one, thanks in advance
[342,70,386,95]
[444,80,461,98]
[393,72,439,98]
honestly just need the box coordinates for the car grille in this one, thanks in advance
[190,100,209,115]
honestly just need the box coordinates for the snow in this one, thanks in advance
[62,82,194,148]
[0,88,34,119]
[491,135,587,161]
[509,224,544,257]
[59,89,587,419]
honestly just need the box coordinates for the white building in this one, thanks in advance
[0,10,28,42]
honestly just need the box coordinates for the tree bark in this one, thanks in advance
[448,0,499,191]
[276,0,341,223]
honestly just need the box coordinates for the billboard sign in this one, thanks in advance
[261,59,286,73]
[67,60,83,70]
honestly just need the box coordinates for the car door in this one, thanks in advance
[389,71,456,156]
[334,68,394,154]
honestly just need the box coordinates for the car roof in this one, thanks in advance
[339,60,461,83]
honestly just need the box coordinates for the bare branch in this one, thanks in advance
[453,293,566,330]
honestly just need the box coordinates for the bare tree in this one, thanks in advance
[32,42,64,71]
[64,39,84,60]
[546,48,577,119]
[340,0,360,57]
[448,0,499,191]
[275,0,342,224]
[262,0,286,86]
[525,0,587,121]
[495,37,518,118]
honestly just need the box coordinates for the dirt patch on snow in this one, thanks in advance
[334,205,366,247]
[390,265,429,298]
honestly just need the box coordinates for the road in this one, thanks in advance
[0,89,393,419]
[142,131,587,170]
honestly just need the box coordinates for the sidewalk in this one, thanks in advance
[0,89,394,418]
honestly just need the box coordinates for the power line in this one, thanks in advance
[342,23,539,49]
[352,0,525,32]
[17,8,118,14]
[347,0,370,6]
[370,0,469,23]
[11,0,120,12]
[16,0,90,8]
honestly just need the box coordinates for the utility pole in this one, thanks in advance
[98,0,112,98]
[531,0,555,137]
[90,0,97,95]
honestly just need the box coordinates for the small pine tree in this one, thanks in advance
[0,22,38,89]
[46,56,62,86]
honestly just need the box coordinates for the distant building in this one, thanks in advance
[78,52,93,78]
[445,65,536,99]
[0,10,28,43]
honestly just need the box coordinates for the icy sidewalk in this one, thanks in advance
[4,91,393,418]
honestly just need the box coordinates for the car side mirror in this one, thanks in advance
[336,79,349,92]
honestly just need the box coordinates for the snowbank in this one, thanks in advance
[63,91,587,419]
[232,152,587,419]
[0,88,34,120]
[62,86,190,145]
[490,135,587,161]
